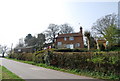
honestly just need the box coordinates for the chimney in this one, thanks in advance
[80,26,83,34]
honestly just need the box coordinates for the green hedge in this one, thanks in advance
[8,51,120,79]
[54,48,88,52]
[8,53,33,61]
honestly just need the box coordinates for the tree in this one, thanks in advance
[16,38,24,47]
[1,46,7,57]
[84,31,91,51]
[0,45,2,54]
[28,36,38,46]
[85,34,96,49]
[90,36,96,48]
[24,34,33,46]
[104,25,118,48]
[24,34,38,46]
[36,33,46,50]
[59,23,74,34]
[117,28,120,45]
[92,13,118,47]
[44,24,59,43]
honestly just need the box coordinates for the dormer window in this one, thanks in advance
[69,37,74,40]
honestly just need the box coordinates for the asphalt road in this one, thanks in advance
[0,58,104,81]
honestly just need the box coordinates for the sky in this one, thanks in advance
[0,0,119,48]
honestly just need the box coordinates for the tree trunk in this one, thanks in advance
[2,52,5,57]
[96,40,100,50]
[88,40,90,51]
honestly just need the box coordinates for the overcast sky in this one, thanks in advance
[0,0,118,48]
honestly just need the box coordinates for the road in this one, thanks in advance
[0,58,103,81]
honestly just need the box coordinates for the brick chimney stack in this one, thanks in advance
[80,26,82,34]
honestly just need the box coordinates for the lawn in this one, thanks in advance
[0,65,24,81]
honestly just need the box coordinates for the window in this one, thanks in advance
[69,37,74,40]
[75,43,80,47]
[57,42,62,46]
[66,44,70,48]
[66,44,74,49]
[64,37,67,41]
[18,49,21,52]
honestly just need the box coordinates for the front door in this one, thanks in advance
[70,44,74,49]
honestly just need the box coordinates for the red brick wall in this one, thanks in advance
[56,34,84,48]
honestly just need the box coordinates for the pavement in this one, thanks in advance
[0,58,104,81]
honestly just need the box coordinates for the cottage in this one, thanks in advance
[56,27,84,49]
[14,46,35,53]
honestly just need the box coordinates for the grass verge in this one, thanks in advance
[5,57,120,80]
[0,65,24,81]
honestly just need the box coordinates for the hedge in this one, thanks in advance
[8,51,120,79]
[50,52,120,77]
[54,48,90,52]
[8,53,33,61]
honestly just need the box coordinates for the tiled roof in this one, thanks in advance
[97,40,106,43]
[57,33,83,38]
